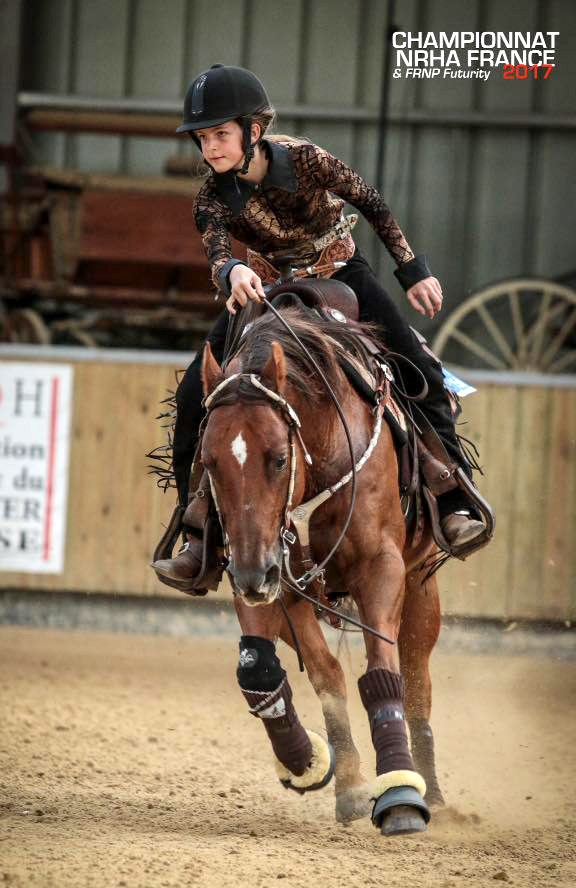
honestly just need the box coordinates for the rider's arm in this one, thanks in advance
[303,143,442,318]
[194,184,247,293]
[303,143,430,287]
[194,187,263,313]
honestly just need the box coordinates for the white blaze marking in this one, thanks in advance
[231,431,248,467]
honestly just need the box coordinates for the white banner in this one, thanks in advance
[0,363,73,574]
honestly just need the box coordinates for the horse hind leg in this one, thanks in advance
[279,600,371,823]
[399,569,445,807]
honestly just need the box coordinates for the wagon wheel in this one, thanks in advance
[50,318,99,348]
[0,308,52,344]
[432,279,576,373]
[67,328,99,348]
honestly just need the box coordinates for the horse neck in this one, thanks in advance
[288,374,369,490]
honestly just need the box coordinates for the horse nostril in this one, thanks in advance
[265,564,280,586]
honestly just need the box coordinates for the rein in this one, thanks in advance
[262,297,361,582]
[204,305,396,649]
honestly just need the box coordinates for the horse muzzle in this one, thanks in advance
[228,562,281,606]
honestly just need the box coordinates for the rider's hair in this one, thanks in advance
[250,107,310,146]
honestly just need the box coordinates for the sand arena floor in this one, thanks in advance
[1,626,575,888]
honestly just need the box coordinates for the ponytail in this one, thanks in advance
[251,108,310,146]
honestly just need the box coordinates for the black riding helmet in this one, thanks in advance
[177,64,270,174]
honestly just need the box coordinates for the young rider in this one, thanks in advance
[152,64,485,587]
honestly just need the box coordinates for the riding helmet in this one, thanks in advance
[177,64,270,134]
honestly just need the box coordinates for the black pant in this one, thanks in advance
[173,251,470,508]
[173,308,229,505]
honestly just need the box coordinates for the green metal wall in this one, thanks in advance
[18,0,576,334]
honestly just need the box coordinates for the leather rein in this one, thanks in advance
[203,296,395,649]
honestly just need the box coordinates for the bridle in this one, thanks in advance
[204,370,383,571]
[203,300,396,648]
[203,370,308,554]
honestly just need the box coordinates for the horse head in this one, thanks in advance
[201,338,306,606]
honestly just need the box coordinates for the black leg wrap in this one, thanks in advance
[237,637,312,777]
[236,637,285,691]
[358,669,415,774]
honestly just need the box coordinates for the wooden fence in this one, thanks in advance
[1,349,575,620]
[440,372,576,621]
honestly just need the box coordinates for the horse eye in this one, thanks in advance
[274,455,287,470]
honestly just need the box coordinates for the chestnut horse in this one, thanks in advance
[199,306,444,836]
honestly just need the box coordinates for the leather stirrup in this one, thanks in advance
[154,514,223,596]
[422,469,495,560]
[153,504,185,563]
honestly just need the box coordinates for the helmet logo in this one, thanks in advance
[190,74,207,115]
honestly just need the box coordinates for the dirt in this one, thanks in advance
[1,626,575,888]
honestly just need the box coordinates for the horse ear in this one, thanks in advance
[201,342,223,397]
[261,341,287,395]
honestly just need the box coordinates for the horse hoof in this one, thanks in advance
[380,805,428,836]
[335,783,372,823]
[372,786,430,837]
[276,731,335,795]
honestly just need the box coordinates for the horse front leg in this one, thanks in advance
[234,598,334,795]
[279,599,371,823]
[352,541,430,836]
[399,569,445,807]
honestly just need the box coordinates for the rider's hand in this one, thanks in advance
[406,276,443,320]
[226,265,265,315]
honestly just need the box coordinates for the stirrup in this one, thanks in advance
[152,534,209,596]
[151,501,225,594]
[153,504,185,563]
[423,468,495,560]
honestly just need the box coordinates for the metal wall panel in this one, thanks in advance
[186,0,246,71]
[417,0,480,112]
[20,0,75,167]
[534,132,576,276]
[17,0,576,328]
[70,0,130,172]
[246,0,304,104]
[0,0,23,193]
[543,0,576,114]
[470,131,531,285]
[124,0,187,174]
[480,0,539,113]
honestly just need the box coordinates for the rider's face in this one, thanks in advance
[195,121,244,173]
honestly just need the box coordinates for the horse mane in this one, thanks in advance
[147,306,379,490]
[238,307,379,402]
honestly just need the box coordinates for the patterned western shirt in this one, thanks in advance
[193,138,420,293]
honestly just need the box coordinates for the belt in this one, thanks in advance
[247,214,358,284]
[310,213,358,252]
[258,213,358,263]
